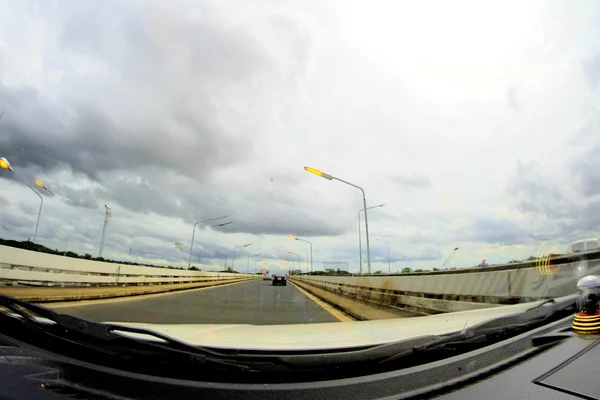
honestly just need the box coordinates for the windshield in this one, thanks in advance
[1,0,599,358]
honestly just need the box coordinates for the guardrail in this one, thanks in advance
[0,245,255,287]
[291,250,600,314]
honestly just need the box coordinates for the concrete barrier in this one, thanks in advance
[291,250,600,314]
[0,245,256,287]
[0,278,256,303]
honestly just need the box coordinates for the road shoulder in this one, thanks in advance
[289,280,355,322]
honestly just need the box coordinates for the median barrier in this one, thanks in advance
[0,279,256,303]
[0,245,256,288]
[290,250,600,314]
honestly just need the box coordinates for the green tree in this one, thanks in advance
[84,253,92,259]
[401,267,412,273]
[373,270,383,275]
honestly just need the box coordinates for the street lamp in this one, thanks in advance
[286,250,300,273]
[212,221,233,228]
[282,257,292,271]
[247,253,261,274]
[288,235,313,274]
[0,157,49,243]
[34,179,54,195]
[187,215,228,268]
[232,243,252,270]
[442,247,460,267]
[99,204,112,258]
[305,166,373,273]
[375,238,391,274]
[192,221,233,267]
[358,203,386,274]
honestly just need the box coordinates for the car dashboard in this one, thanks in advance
[1,314,599,399]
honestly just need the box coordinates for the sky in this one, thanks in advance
[1,0,600,274]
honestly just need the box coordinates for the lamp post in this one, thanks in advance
[247,253,261,274]
[286,250,300,273]
[358,203,386,274]
[34,179,54,195]
[305,166,373,273]
[442,247,460,267]
[375,238,391,274]
[212,221,233,229]
[232,243,252,271]
[99,204,112,258]
[0,157,50,243]
[192,221,232,267]
[187,215,228,268]
[288,235,313,274]
[282,258,291,271]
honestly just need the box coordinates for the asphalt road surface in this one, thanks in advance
[51,279,339,325]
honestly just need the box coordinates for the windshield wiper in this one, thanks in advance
[0,294,281,373]
[0,294,578,378]
[379,295,577,364]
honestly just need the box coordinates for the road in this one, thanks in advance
[50,279,340,325]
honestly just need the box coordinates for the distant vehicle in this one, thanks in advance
[262,274,271,281]
[272,275,287,286]
[568,239,600,253]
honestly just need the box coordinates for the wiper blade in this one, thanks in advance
[0,295,269,372]
[0,294,577,375]
[1,295,376,374]
[380,296,577,364]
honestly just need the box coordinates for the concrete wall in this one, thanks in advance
[291,251,600,314]
[0,245,254,286]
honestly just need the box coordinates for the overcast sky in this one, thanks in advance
[1,0,599,274]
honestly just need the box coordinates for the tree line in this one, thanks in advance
[0,238,183,270]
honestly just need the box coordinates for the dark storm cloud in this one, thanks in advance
[571,143,600,197]
[58,186,100,209]
[0,1,333,238]
[85,169,350,237]
[467,217,530,246]
[495,117,600,245]
[0,1,292,181]
[497,153,600,245]
[370,246,441,264]
[0,192,10,208]
[576,197,600,232]
[18,202,38,216]
[0,84,253,182]
[231,215,348,237]
[0,208,35,233]
[389,173,432,189]
[507,160,574,220]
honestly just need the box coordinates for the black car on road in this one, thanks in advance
[272,275,287,286]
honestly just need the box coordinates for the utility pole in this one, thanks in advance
[98,205,112,258]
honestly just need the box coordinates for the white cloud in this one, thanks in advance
[1,0,599,274]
